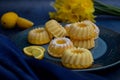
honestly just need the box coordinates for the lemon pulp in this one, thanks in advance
[23,46,45,60]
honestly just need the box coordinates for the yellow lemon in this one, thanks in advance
[23,46,45,60]
[1,12,18,29]
[17,17,34,29]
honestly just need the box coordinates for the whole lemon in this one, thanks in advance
[1,12,18,29]
[17,17,34,29]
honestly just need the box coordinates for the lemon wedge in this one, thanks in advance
[17,17,34,29]
[23,46,45,60]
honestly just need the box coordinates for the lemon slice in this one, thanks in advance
[23,46,33,56]
[23,46,45,60]
[31,48,44,60]
[29,46,45,52]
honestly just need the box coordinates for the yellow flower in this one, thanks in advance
[80,0,95,13]
[49,0,95,23]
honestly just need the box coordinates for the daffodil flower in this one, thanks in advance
[49,0,95,23]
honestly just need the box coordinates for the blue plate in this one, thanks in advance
[10,25,120,71]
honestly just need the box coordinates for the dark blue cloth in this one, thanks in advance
[0,34,107,80]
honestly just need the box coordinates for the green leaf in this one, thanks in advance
[94,0,120,16]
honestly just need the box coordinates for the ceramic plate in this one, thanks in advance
[10,25,120,71]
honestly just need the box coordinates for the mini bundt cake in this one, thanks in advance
[71,38,95,49]
[91,22,100,39]
[82,20,100,39]
[64,24,72,37]
[28,27,50,45]
[45,19,67,38]
[62,47,94,69]
[48,37,74,58]
[69,21,95,40]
